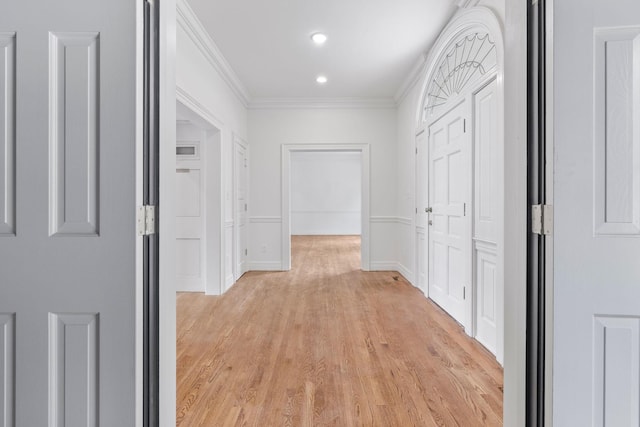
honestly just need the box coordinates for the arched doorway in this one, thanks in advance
[414,7,505,363]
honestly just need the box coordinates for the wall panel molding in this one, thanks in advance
[593,315,640,426]
[0,33,16,237]
[0,313,15,427]
[48,32,100,237]
[594,28,640,236]
[249,216,282,224]
[48,313,99,427]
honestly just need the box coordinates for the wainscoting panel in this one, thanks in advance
[49,32,100,236]
[0,34,16,237]
[474,240,497,355]
[48,313,99,427]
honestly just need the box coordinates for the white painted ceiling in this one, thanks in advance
[185,0,458,100]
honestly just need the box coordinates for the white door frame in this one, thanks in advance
[281,144,370,271]
[176,90,226,295]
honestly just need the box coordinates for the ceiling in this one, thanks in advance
[184,0,458,101]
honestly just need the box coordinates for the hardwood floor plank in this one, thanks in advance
[177,235,503,426]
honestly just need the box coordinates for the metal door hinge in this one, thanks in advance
[463,287,466,300]
[245,248,248,256]
[532,204,552,235]
[137,205,156,236]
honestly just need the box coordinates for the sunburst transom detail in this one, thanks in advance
[424,33,497,118]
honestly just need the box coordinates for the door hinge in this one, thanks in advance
[245,248,248,256]
[532,204,553,235]
[416,147,418,155]
[463,286,466,300]
[244,203,248,212]
[463,202,466,216]
[463,119,466,133]
[137,205,156,236]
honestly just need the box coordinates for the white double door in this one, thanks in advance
[1,0,139,425]
[427,101,471,330]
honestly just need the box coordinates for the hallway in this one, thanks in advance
[176,236,503,426]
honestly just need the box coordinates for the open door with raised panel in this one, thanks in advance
[0,1,142,425]
[553,1,640,425]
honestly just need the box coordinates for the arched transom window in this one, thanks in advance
[423,32,497,120]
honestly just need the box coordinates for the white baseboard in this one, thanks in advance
[369,261,399,271]
[246,261,284,271]
[396,263,414,284]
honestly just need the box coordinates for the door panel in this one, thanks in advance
[554,0,640,425]
[428,102,470,328]
[0,1,138,425]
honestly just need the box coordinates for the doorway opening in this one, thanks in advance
[289,150,363,266]
[175,99,225,295]
[281,144,370,271]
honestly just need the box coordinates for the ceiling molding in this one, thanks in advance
[177,0,251,107]
[456,0,481,8]
[394,53,428,105]
[248,97,397,110]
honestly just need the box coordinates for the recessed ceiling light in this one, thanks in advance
[316,75,328,84]
[311,33,327,45]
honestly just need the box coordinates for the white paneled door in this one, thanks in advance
[0,0,138,426]
[175,142,205,292]
[428,101,471,331]
[234,141,248,280]
[554,1,640,425]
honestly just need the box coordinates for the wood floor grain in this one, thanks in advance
[177,235,503,426]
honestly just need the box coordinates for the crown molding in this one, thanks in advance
[394,53,428,105]
[248,97,397,110]
[176,0,251,107]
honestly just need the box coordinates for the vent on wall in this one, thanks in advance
[176,141,199,160]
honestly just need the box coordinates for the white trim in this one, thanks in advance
[175,93,226,297]
[245,261,283,271]
[249,216,282,224]
[281,144,371,271]
[176,86,225,130]
[369,262,400,271]
[368,216,412,226]
[397,217,413,226]
[176,0,251,107]
[396,263,413,283]
[249,97,396,110]
[370,216,398,223]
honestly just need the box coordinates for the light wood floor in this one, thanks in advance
[177,235,503,426]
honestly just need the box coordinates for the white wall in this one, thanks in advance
[291,151,361,235]
[247,107,397,270]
